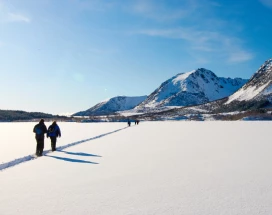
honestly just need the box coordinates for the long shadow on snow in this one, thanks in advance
[57,150,102,157]
[0,126,127,171]
[45,155,99,164]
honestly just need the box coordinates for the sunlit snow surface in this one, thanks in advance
[226,82,270,104]
[1,121,272,215]
[0,122,125,163]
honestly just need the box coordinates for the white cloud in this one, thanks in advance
[126,0,255,64]
[228,51,254,63]
[137,28,221,47]
[259,0,272,8]
[0,2,30,23]
[7,13,30,23]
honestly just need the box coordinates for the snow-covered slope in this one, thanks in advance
[135,68,247,110]
[74,96,147,116]
[140,59,272,118]
[226,58,272,104]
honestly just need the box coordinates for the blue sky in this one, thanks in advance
[0,0,272,114]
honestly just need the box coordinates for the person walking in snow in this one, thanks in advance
[33,119,48,156]
[127,119,131,127]
[47,121,61,151]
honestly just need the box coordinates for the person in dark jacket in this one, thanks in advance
[127,119,131,127]
[47,121,61,151]
[33,119,47,156]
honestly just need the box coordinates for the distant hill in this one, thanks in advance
[0,110,66,121]
[73,96,147,116]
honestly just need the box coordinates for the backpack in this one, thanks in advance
[48,125,58,137]
[35,127,43,135]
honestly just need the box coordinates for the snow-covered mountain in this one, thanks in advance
[73,96,147,116]
[225,59,272,105]
[134,59,272,120]
[135,68,247,110]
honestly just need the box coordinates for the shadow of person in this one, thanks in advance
[45,155,99,164]
[57,150,102,157]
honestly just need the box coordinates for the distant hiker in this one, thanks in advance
[47,121,61,151]
[135,120,137,125]
[128,119,131,127]
[136,120,140,125]
[33,119,47,156]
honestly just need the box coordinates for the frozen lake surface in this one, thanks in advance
[1,121,272,215]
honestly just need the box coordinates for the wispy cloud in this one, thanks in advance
[137,28,223,44]
[228,51,254,63]
[70,0,117,12]
[136,27,253,63]
[126,0,254,64]
[0,2,30,23]
[127,0,198,22]
[259,0,272,8]
[7,13,30,23]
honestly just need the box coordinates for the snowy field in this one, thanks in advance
[1,121,272,214]
[0,122,125,163]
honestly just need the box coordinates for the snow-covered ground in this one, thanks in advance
[1,121,272,214]
[0,122,125,164]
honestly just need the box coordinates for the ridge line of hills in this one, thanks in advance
[1,58,272,121]
[0,110,68,122]
[73,68,248,117]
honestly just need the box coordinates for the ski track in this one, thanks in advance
[0,126,127,172]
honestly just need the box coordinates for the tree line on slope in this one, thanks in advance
[0,110,67,121]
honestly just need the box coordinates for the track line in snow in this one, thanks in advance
[0,126,127,172]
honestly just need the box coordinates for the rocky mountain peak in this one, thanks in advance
[135,68,247,110]
[226,58,272,104]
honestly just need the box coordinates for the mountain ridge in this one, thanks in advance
[73,95,147,116]
[74,68,248,116]
[135,68,247,111]
[133,59,272,121]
